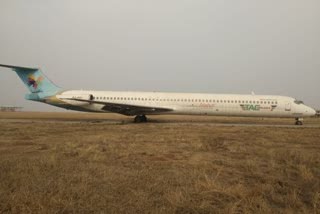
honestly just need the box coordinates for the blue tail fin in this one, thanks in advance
[0,64,62,98]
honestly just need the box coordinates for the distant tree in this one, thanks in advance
[0,106,23,112]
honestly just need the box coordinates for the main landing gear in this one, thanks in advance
[295,118,303,126]
[134,115,148,123]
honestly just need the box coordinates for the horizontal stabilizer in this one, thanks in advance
[0,64,38,71]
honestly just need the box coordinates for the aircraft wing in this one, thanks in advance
[64,98,173,116]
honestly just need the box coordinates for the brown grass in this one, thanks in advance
[0,112,319,213]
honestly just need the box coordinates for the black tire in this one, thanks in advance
[141,115,147,122]
[134,115,147,123]
[134,116,142,123]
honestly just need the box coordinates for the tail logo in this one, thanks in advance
[28,75,44,90]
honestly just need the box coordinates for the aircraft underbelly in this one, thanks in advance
[55,99,295,118]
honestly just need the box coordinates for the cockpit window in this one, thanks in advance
[294,100,304,105]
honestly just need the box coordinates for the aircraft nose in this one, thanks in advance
[307,107,316,117]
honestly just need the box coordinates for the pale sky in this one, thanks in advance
[0,0,319,111]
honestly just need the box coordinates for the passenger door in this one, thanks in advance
[285,103,291,111]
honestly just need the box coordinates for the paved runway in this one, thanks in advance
[1,118,320,128]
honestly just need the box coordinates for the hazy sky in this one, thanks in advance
[1,0,319,111]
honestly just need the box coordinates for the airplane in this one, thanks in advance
[0,64,316,125]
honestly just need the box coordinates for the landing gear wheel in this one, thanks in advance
[134,115,148,123]
[295,118,303,126]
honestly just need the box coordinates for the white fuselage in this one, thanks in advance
[1,64,315,120]
[51,90,316,118]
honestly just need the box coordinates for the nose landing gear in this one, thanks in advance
[134,115,148,123]
[295,118,303,126]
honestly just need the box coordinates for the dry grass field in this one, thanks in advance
[0,112,319,213]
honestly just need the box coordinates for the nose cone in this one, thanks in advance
[306,107,316,117]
